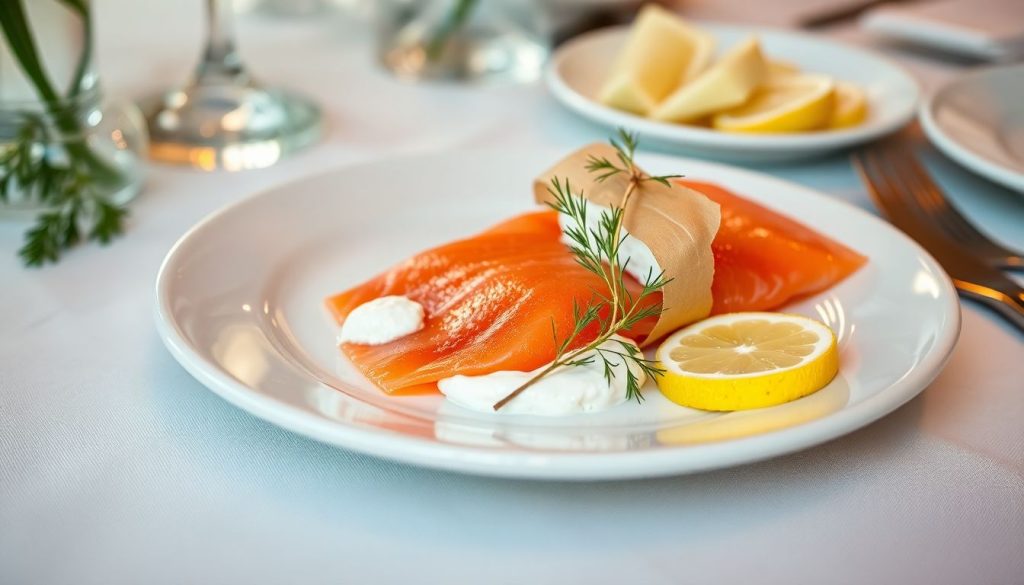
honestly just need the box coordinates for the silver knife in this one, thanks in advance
[853,152,1024,332]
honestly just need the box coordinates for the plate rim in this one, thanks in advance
[919,64,1024,194]
[154,150,962,480]
[546,23,921,154]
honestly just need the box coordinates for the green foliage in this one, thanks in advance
[1,0,128,266]
[1,115,127,266]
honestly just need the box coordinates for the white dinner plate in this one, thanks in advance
[920,65,1024,194]
[547,24,920,162]
[155,150,960,480]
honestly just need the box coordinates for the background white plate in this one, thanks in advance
[920,64,1024,194]
[155,150,960,480]
[547,24,920,162]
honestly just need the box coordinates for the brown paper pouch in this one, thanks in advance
[533,143,721,345]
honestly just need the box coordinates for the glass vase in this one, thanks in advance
[0,0,146,217]
[375,0,551,83]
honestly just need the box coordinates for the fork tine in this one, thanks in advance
[893,147,988,244]
[902,150,1024,267]
[880,144,965,231]
[856,148,936,235]
[867,145,971,243]
[866,136,1024,270]
[858,149,923,227]
[867,146,928,221]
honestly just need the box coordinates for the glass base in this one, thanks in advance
[139,83,322,171]
[1,98,147,220]
[0,180,143,220]
[380,32,548,83]
[376,0,549,84]
[248,0,334,17]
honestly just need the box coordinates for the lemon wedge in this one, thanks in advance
[711,74,835,133]
[829,81,868,129]
[655,313,839,411]
[650,36,767,123]
[598,5,715,116]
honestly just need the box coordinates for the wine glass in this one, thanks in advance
[139,0,322,171]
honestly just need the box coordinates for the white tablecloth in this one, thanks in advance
[2,2,1023,584]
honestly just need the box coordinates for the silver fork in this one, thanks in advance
[869,134,1024,271]
[854,145,1024,331]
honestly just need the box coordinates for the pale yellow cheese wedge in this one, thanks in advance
[712,74,835,133]
[598,4,716,116]
[651,37,768,123]
[829,81,868,129]
[766,59,801,83]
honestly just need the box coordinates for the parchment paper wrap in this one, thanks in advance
[533,143,721,345]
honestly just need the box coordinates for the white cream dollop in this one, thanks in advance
[438,336,647,416]
[338,295,425,345]
[558,201,662,284]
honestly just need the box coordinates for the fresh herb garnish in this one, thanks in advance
[1,114,127,267]
[492,130,682,411]
[0,0,128,267]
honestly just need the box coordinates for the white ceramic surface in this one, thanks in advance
[547,24,920,162]
[155,150,960,480]
[920,65,1024,194]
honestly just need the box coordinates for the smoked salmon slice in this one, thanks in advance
[678,180,866,315]
[327,212,658,394]
[327,181,865,394]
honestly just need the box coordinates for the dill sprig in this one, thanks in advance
[492,130,681,411]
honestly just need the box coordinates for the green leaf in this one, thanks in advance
[88,198,128,244]
[55,0,94,98]
[0,0,62,104]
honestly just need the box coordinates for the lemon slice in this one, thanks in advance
[650,36,767,123]
[829,81,868,129]
[655,313,839,411]
[598,5,716,116]
[711,74,835,133]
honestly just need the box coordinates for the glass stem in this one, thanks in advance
[195,0,246,82]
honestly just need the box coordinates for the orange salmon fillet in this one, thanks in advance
[327,211,658,394]
[679,180,866,315]
[327,181,866,394]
